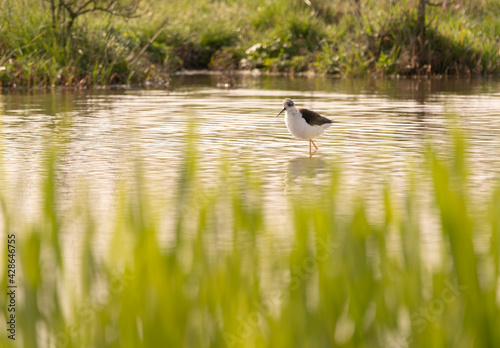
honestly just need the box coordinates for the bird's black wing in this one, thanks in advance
[299,108,332,126]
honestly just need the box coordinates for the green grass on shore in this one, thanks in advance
[1,0,500,87]
[1,127,500,347]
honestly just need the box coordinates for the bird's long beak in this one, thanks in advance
[276,108,286,117]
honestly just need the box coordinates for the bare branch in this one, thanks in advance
[52,0,142,38]
[76,0,94,14]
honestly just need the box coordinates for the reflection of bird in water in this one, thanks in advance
[277,98,333,157]
[284,156,328,192]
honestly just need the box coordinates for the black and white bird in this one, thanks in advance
[277,98,333,156]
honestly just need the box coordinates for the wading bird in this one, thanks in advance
[277,98,333,156]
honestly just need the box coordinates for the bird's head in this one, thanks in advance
[276,98,295,117]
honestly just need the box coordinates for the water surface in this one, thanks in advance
[2,76,500,260]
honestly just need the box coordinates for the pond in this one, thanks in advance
[2,75,500,260]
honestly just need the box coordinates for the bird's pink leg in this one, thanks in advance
[311,139,318,150]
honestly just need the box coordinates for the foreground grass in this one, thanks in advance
[1,128,500,347]
[1,0,500,88]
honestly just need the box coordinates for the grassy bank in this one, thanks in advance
[1,128,500,347]
[1,0,500,87]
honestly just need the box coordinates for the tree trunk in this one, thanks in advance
[50,0,57,33]
[354,0,361,18]
[418,0,426,40]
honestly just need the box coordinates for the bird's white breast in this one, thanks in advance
[285,109,331,140]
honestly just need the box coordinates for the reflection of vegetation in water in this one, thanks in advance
[2,127,500,347]
[1,0,500,87]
